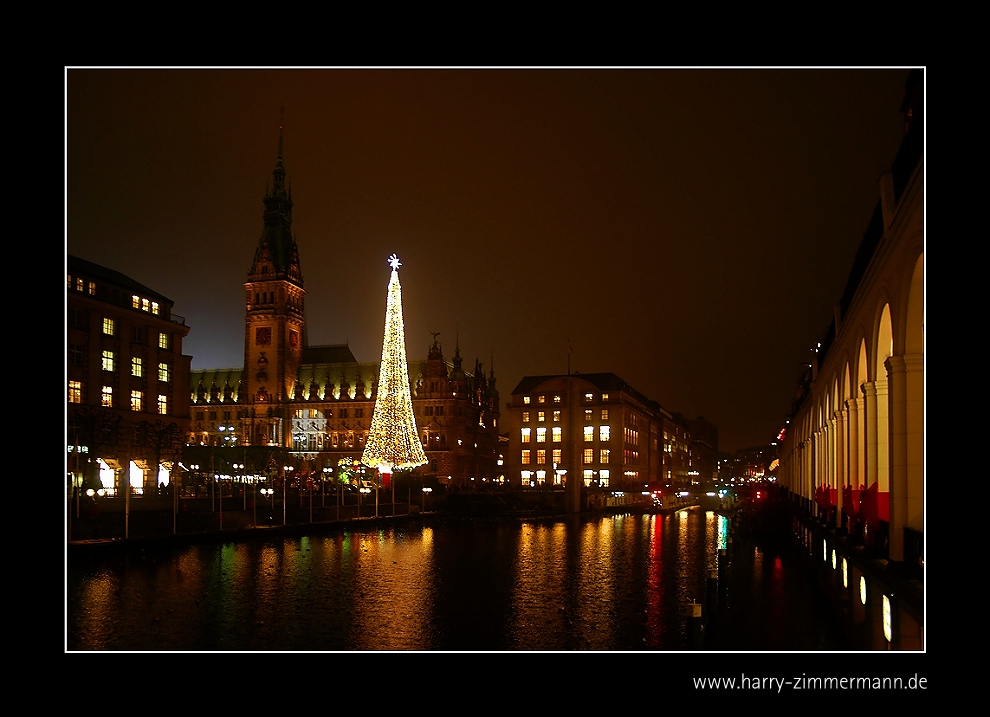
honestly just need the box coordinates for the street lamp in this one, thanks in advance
[322,467,332,509]
[217,469,223,532]
[260,488,274,525]
[233,463,245,509]
[283,465,293,525]
[188,464,199,498]
[422,486,432,511]
[359,485,371,518]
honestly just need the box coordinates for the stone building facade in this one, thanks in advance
[67,255,192,493]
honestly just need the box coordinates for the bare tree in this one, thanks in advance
[69,406,122,490]
[136,419,183,493]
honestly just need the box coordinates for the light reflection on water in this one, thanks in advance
[68,509,719,651]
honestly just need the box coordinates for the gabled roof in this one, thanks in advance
[302,344,358,364]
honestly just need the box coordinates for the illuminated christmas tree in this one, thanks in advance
[361,254,427,485]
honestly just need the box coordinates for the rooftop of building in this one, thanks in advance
[511,372,663,414]
[68,254,173,305]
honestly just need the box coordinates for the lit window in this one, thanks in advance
[521,470,531,485]
[600,425,610,442]
[599,470,610,487]
[521,428,531,443]
[553,411,561,422]
[69,381,82,403]
[132,357,143,377]
[552,427,561,443]
[552,449,561,464]
[76,277,84,292]
[131,390,143,411]
[158,395,168,414]
[536,427,547,443]
[538,411,545,422]
[88,281,96,295]
[537,395,545,404]
[601,409,609,420]
[584,426,594,442]
[523,411,530,423]
[584,393,593,401]
[132,295,141,309]
[536,470,547,485]
[600,449,610,464]
[151,302,160,315]
[584,409,592,421]
[142,298,150,312]
[521,450,531,465]
[102,385,113,407]
[159,332,169,349]
[102,350,115,372]
[584,448,594,464]
[537,449,546,465]
[523,396,530,405]
[553,395,561,403]
[583,470,594,486]
[158,362,170,382]
[601,393,609,401]
[103,318,115,336]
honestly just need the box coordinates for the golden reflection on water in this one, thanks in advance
[345,527,435,650]
[69,515,719,650]
[511,523,569,648]
[73,569,118,649]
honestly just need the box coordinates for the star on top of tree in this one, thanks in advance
[388,254,402,271]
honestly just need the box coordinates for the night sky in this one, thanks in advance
[66,67,915,454]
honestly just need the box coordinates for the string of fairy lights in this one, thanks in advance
[361,255,428,476]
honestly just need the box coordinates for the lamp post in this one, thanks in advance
[86,488,101,539]
[217,470,223,532]
[359,486,370,518]
[172,459,182,536]
[261,488,274,525]
[322,467,331,509]
[422,486,432,512]
[233,463,245,510]
[283,465,292,525]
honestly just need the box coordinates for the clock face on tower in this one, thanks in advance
[256,327,271,345]
[289,329,299,347]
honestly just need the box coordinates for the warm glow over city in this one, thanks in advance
[67,67,924,669]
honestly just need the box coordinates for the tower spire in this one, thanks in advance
[251,119,299,280]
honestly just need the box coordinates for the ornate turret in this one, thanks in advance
[449,338,467,398]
